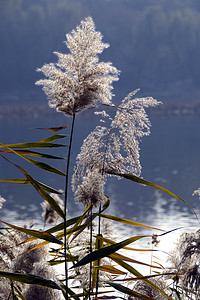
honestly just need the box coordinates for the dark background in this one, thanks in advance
[1,0,200,105]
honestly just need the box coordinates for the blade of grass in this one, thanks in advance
[1,220,63,245]
[0,271,61,290]
[107,282,156,300]
[110,257,173,300]
[0,149,65,159]
[36,124,71,132]
[39,134,67,143]
[71,235,148,269]
[0,155,65,218]
[0,143,65,176]
[0,142,66,149]
[95,214,164,231]
[0,178,63,194]
[109,253,162,269]
[115,173,196,218]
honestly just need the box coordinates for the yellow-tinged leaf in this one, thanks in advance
[0,155,65,218]
[0,178,63,194]
[95,265,126,275]
[1,220,63,245]
[96,236,158,252]
[39,134,67,143]
[68,204,92,242]
[0,144,65,176]
[91,234,104,290]
[0,142,65,149]
[115,173,197,218]
[36,124,71,132]
[109,253,162,269]
[0,149,64,159]
[95,214,164,231]
[110,257,173,300]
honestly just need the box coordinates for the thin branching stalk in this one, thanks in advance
[89,205,93,300]
[64,113,75,298]
[95,204,101,298]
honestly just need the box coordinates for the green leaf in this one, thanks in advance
[0,145,65,176]
[19,155,66,176]
[116,173,196,217]
[107,282,156,300]
[95,214,163,231]
[0,155,65,218]
[101,195,110,212]
[0,270,61,290]
[71,235,147,269]
[0,149,65,159]
[39,134,67,143]
[0,142,65,149]
[95,265,126,275]
[0,178,63,194]
[36,124,71,132]
[1,220,63,245]
[46,216,81,234]
[110,257,172,300]
[110,253,162,269]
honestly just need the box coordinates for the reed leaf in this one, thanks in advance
[18,155,66,176]
[71,235,147,269]
[0,149,64,159]
[0,155,65,218]
[0,220,63,245]
[107,282,156,300]
[110,257,172,300]
[0,142,65,149]
[36,124,71,132]
[91,234,104,290]
[95,265,126,275]
[95,214,163,231]
[39,134,67,143]
[101,195,110,212]
[0,178,63,194]
[0,144,65,176]
[116,173,196,216]
[109,253,162,269]
[0,271,61,290]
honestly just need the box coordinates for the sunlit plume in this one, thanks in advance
[72,90,161,206]
[36,17,119,116]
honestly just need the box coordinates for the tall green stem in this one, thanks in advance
[64,113,76,298]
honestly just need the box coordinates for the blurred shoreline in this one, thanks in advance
[1,101,200,121]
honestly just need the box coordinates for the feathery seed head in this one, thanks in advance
[130,278,168,300]
[23,262,63,300]
[0,195,6,210]
[72,90,161,205]
[193,187,200,199]
[36,17,119,116]
[169,231,200,293]
[74,168,106,207]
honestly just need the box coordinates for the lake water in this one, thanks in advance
[0,103,200,272]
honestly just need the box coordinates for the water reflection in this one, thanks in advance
[0,110,200,272]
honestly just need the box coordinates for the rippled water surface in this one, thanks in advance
[0,107,200,270]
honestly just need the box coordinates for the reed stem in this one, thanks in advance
[64,113,76,298]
